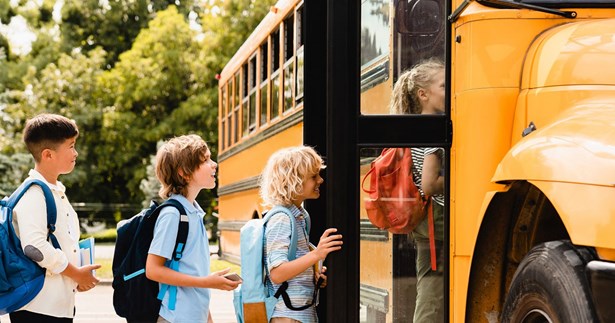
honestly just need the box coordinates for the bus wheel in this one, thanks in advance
[501,240,597,323]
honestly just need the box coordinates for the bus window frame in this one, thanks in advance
[271,28,282,121]
[249,53,258,133]
[295,3,305,102]
[283,12,295,114]
[260,40,270,126]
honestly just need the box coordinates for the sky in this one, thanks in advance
[0,15,37,56]
[0,0,64,56]
[1,0,202,56]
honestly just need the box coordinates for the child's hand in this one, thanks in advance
[315,266,327,288]
[75,264,101,292]
[207,268,240,291]
[314,228,343,261]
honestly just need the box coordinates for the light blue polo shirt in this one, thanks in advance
[148,194,211,323]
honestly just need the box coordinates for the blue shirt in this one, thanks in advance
[265,204,318,323]
[148,194,211,323]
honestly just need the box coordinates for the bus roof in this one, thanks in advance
[218,0,299,83]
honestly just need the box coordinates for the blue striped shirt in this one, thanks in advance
[264,204,318,323]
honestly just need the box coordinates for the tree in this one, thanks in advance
[60,0,202,68]
[0,0,280,222]
[0,153,31,196]
[96,6,211,204]
[1,47,107,201]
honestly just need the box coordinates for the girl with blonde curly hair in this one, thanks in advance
[259,146,343,323]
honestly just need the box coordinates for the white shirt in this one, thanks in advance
[12,169,80,318]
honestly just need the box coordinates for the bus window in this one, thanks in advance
[359,146,446,322]
[283,14,295,113]
[221,84,227,150]
[249,55,257,132]
[296,4,305,102]
[260,41,269,125]
[226,83,232,148]
[360,0,445,116]
[233,72,240,143]
[271,29,281,120]
[242,63,249,137]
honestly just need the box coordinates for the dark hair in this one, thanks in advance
[23,113,79,162]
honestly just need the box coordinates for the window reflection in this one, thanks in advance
[361,0,390,67]
[359,147,445,322]
[359,0,446,319]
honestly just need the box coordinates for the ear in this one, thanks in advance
[417,88,428,101]
[41,148,53,160]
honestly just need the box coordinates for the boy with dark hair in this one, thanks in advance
[11,113,100,323]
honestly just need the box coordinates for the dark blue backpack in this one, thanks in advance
[0,179,59,314]
[112,199,188,322]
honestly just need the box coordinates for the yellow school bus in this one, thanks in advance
[219,0,615,322]
[217,0,305,264]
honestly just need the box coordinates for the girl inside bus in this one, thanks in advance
[390,57,445,323]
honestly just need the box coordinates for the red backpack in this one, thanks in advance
[361,148,436,269]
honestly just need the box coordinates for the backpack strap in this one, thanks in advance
[264,205,319,311]
[154,199,188,311]
[7,179,60,249]
[264,205,299,260]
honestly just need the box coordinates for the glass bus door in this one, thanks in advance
[308,0,450,321]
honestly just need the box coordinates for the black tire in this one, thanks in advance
[501,240,597,323]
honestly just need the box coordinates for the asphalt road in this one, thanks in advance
[1,284,237,323]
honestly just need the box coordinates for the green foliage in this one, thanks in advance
[0,153,32,196]
[96,6,210,204]
[60,0,202,68]
[0,0,278,229]
[211,258,242,275]
[81,228,118,243]
[0,1,14,23]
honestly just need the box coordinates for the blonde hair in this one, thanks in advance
[155,134,210,198]
[389,58,444,114]
[259,146,326,207]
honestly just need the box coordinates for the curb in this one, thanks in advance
[99,278,113,286]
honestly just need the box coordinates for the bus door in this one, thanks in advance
[313,0,451,321]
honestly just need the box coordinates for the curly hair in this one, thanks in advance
[259,146,325,207]
[155,134,210,199]
[389,57,444,115]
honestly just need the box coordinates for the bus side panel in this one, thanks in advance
[217,122,303,263]
[452,12,584,322]
[218,123,303,186]
[530,181,615,249]
[493,102,615,248]
[360,77,392,115]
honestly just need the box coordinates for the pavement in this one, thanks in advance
[1,244,238,323]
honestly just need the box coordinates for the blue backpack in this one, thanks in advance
[233,205,314,323]
[0,179,59,314]
[112,199,188,322]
